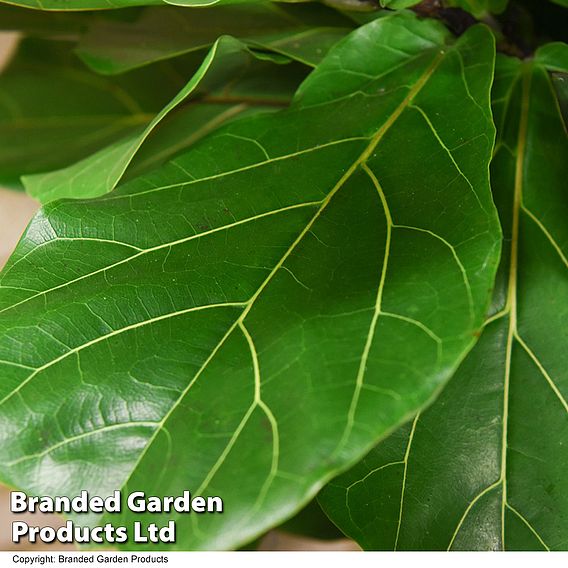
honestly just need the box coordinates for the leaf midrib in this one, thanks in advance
[108,47,447,527]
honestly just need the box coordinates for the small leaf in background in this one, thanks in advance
[0,14,500,550]
[552,72,568,124]
[278,499,345,541]
[0,38,182,190]
[75,4,353,75]
[446,0,509,17]
[164,0,263,6]
[319,42,568,552]
[0,0,162,9]
[379,0,421,8]
[23,38,309,203]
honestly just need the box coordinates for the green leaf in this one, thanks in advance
[379,0,421,8]
[535,42,568,72]
[552,72,568,125]
[164,0,261,6]
[278,499,345,541]
[23,38,307,204]
[0,14,500,550]
[0,4,94,34]
[0,0,162,9]
[247,27,351,68]
[75,4,352,75]
[0,38,181,190]
[0,4,148,35]
[550,0,568,7]
[122,59,308,184]
[319,46,568,551]
[446,0,508,16]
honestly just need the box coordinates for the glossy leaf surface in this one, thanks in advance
[319,45,568,551]
[0,15,500,550]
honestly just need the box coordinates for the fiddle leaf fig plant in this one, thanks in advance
[0,0,565,552]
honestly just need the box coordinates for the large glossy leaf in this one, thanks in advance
[0,14,500,550]
[0,38,185,190]
[319,44,568,551]
[379,0,421,8]
[447,0,508,16]
[0,4,95,34]
[0,0,161,9]
[75,4,353,75]
[23,39,308,204]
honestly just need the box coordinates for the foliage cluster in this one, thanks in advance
[0,0,566,551]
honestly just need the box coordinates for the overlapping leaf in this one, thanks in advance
[120,58,309,185]
[0,14,500,550]
[279,499,344,541]
[0,0,302,8]
[0,4,96,34]
[0,38,184,189]
[376,0,509,16]
[447,0,508,16]
[164,0,280,6]
[319,43,568,551]
[75,4,353,75]
[23,38,309,204]
[379,1,421,9]
[553,72,568,122]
